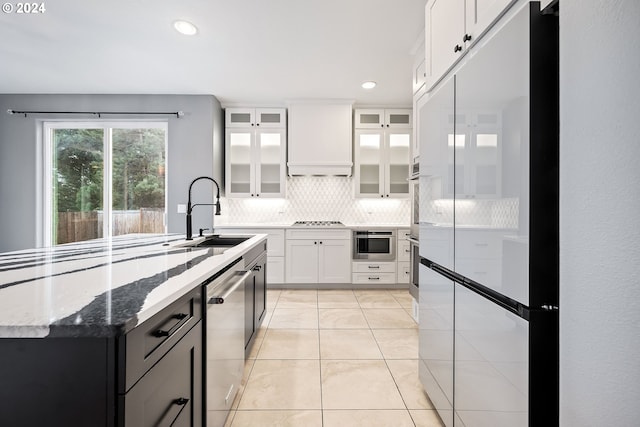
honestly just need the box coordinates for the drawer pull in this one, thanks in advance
[158,397,190,427]
[173,397,189,406]
[368,277,381,280]
[368,265,380,269]
[152,313,188,338]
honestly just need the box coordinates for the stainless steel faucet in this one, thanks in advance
[186,176,221,240]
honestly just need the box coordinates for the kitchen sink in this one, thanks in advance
[176,235,251,249]
[195,235,250,247]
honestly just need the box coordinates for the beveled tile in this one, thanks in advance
[321,360,405,409]
[387,360,434,409]
[409,409,445,427]
[355,290,402,308]
[372,328,419,359]
[238,360,321,410]
[230,410,322,427]
[317,290,359,308]
[363,308,417,329]
[318,308,369,329]
[323,409,416,427]
[277,289,318,308]
[269,308,319,329]
[257,329,319,359]
[319,329,383,359]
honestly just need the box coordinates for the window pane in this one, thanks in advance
[112,128,166,235]
[52,128,104,244]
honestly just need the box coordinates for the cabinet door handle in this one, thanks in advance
[463,34,472,42]
[253,265,262,271]
[319,241,323,244]
[314,241,317,245]
[454,45,463,53]
[157,397,190,427]
[152,313,188,338]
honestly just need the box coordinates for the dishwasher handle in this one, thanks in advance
[208,270,251,304]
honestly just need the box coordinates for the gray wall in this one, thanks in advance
[560,1,640,425]
[0,94,223,252]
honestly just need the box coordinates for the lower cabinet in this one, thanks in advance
[243,243,268,356]
[122,322,202,427]
[285,229,351,284]
[352,261,397,285]
[0,286,203,427]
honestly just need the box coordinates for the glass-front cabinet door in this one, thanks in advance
[386,131,410,196]
[256,129,286,197]
[226,130,254,195]
[355,130,383,196]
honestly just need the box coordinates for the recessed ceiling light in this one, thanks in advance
[174,20,198,36]
[361,81,377,89]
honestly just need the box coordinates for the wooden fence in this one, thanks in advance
[56,208,165,244]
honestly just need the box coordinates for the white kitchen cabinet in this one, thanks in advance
[287,101,353,175]
[355,109,412,129]
[397,229,411,262]
[225,108,286,128]
[225,112,286,198]
[412,34,427,95]
[397,262,411,284]
[354,109,411,198]
[214,227,286,284]
[285,229,351,284]
[424,0,515,90]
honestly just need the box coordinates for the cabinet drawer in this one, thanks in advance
[121,287,202,392]
[122,321,202,427]
[456,230,502,259]
[286,228,351,240]
[218,228,285,257]
[397,261,410,284]
[353,261,396,273]
[397,239,411,261]
[352,272,397,284]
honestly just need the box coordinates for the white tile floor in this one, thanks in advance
[224,289,444,427]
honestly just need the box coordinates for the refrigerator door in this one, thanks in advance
[453,2,531,305]
[454,283,528,426]
[419,74,455,270]
[418,263,454,427]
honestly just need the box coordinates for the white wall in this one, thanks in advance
[560,1,640,425]
[0,94,223,252]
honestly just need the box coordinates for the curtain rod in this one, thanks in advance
[6,109,184,118]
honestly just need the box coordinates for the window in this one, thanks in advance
[42,122,168,245]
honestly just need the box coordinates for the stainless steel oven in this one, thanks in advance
[352,230,396,261]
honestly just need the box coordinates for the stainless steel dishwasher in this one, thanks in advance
[205,258,250,427]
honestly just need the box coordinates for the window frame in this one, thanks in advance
[41,120,169,246]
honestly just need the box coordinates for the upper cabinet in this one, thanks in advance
[287,101,353,176]
[225,108,287,198]
[354,109,412,198]
[354,109,412,129]
[424,0,515,91]
[225,108,286,128]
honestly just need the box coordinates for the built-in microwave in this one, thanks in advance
[352,230,396,261]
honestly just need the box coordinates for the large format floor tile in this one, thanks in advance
[323,409,416,427]
[238,359,321,410]
[258,329,320,359]
[319,329,383,359]
[321,360,405,409]
[232,289,444,427]
[318,308,369,329]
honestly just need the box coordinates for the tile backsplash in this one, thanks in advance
[216,176,410,225]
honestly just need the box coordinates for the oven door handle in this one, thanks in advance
[407,237,419,245]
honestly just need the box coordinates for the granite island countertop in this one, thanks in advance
[0,233,266,338]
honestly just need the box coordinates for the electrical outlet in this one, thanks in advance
[177,204,187,214]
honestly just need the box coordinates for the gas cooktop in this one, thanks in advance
[292,221,344,227]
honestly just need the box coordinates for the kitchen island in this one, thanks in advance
[0,233,267,427]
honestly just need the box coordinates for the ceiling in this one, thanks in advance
[0,0,426,106]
